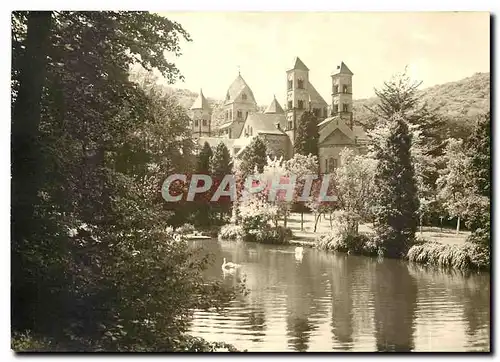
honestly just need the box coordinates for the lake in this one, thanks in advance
[188,238,490,352]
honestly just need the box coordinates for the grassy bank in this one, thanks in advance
[218,223,293,245]
[316,230,489,272]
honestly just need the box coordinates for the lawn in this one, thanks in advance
[286,212,469,245]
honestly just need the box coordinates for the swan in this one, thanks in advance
[295,246,304,254]
[222,257,241,270]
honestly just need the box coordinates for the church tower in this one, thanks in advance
[285,57,310,143]
[222,71,258,138]
[331,61,354,127]
[190,89,212,137]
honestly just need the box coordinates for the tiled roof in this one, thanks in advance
[243,113,287,135]
[291,57,309,71]
[307,81,328,106]
[224,74,257,105]
[332,61,354,76]
[264,96,284,114]
[190,89,210,110]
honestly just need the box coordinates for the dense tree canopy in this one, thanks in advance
[294,111,319,158]
[11,11,238,352]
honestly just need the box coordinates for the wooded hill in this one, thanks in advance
[168,72,490,139]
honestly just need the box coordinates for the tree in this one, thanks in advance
[239,136,267,177]
[436,138,469,233]
[371,114,419,258]
[11,11,52,258]
[11,11,239,351]
[366,69,445,228]
[210,142,232,222]
[285,153,319,230]
[197,142,213,174]
[294,111,319,158]
[465,113,490,247]
[333,148,376,235]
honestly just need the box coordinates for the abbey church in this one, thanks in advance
[188,57,368,174]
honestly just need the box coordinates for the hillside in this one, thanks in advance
[353,72,490,138]
[168,72,490,139]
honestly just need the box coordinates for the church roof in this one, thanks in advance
[307,81,328,106]
[242,113,287,136]
[332,61,353,76]
[290,56,309,71]
[264,95,284,114]
[190,89,210,110]
[224,73,257,105]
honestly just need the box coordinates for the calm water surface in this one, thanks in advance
[188,238,490,352]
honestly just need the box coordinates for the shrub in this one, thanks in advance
[11,332,53,352]
[407,241,490,271]
[241,223,293,245]
[218,224,244,240]
[175,223,196,235]
[317,230,380,256]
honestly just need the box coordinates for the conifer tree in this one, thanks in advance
[210,142,232,177]
[465,113,490,248]
[210,142,232,222]
[239,136,268,177]
[371,115,419,258]
[293,111,319,158]
[196,141,213,174]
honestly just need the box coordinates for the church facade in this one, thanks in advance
[188,57,368,174]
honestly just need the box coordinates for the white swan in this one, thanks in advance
[222,257,241,270]
[295,246,304,254]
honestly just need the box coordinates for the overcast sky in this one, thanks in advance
[156,12,490,104]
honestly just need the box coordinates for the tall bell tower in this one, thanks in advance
[285,57,310,143]
[331,61,354,127]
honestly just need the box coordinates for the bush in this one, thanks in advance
[11,332,53,352]
[317,230,380,256]
[407,241,490,271]
[249,225,293,244]
[218,224,244,240]
[175,223,196,235]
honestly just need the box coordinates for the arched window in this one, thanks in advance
[242,93,247,101]
[298,100,304,109]
[297,78,304,89]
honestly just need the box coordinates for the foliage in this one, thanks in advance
[316,210,380,256]
[197,141,213,174]
[218,224,245,241]
[354,72,490,140]
[175,223,196,235]
[436,138,469,230]
[11,11,239,352]
[407,241,489,271]
[333,148,376,234]
[210,142,232,177]
[465,114,490,249]
[243,225,293,245]
[370,114,419,258]
[305,176,337,232]
[239,136,268,177]
[294,110,319,158]
[12,331,54,352]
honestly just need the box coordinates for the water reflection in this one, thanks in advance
[189,239,490,352]
[372,259,417,352]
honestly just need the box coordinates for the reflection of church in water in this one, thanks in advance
[188,57,368,173]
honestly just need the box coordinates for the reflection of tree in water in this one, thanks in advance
[286,315,314,352]
[330,254,354,349]
[373,259,417,352]
[284,248,330,351]
[408,264,490,343]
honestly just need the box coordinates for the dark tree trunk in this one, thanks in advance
[11,11,52,332]
[11,11,52,242]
